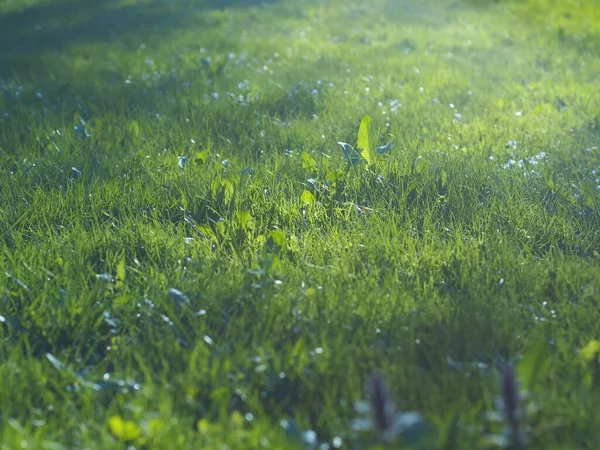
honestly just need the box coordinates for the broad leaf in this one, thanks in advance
[300,190,315,205]
[195,150,209,165]
[236,210,254,230]
[582,340,600,361]
[269,229,287,250]
[116,254,126,287]
[301,152,318,171]
[108,416,142,442]
[357,115,374,165]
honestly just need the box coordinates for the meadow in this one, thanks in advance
[1,0,599,448]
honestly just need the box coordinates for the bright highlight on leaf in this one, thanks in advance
[581,340,600,361]
[300,190,315,205]
[108,416,143,442]
[357,115,374,166]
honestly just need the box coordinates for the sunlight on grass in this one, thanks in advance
[1,0,599,448]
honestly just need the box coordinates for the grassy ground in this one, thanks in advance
[1,0,599,448]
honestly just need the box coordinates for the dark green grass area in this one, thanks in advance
[1,0,599,448]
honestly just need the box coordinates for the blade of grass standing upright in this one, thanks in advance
[357,115,374,166]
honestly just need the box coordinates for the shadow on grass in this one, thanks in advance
[0,0,277,77]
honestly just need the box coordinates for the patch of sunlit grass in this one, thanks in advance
[0,0,599,448]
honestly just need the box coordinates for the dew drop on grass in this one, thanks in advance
[144,298,156,309]
[168,288,190,305]
[303,430,317,446]
[71,167,82,179]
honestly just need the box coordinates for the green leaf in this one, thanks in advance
[236,210,253,230]
[357,115,374,166]
[198,224,217,242]
[326,169,345,185]
[544,178,556,190]
[113,294,132,308]
[211,178,234,203]
[195,150,209,165]
[221,179,235,203]
[300,190,315,205]
[517,339,552,390]
[301,152,318,171]
[108,416,142,442]
[211,179,222,197]
[581,340,600,361]
[216,220,226,235]
[269,229,287,249]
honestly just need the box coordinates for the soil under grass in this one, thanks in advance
[1,0,599,448]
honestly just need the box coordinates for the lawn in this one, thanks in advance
[0,0,599,448]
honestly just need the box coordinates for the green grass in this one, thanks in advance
[1,0,599,448]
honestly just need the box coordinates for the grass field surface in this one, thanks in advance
[1,0,599,448]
